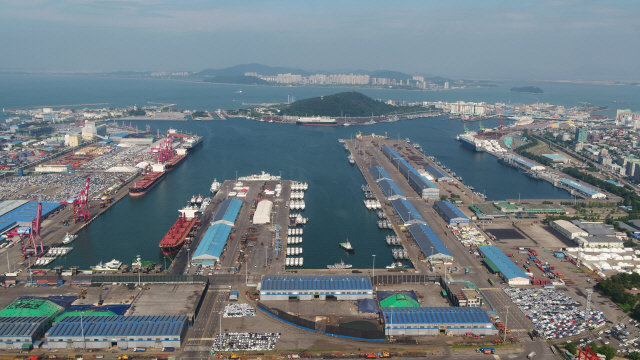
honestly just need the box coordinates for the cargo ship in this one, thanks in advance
[457,132,484,152]
[182,136,202,152]
[158,208,198,255]
[164,148,188,171]
[129,164,166,197]
[296,116,337,126]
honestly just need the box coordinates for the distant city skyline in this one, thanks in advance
[1,1,639,81]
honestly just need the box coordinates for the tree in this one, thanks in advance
[440,195,448,201]
[565,342,577,355]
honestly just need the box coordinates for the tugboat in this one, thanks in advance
[339,239,354,252]
[62,232,78,245]
[210,179,221,194]
[348,154,355,165]
[386,262,407,269]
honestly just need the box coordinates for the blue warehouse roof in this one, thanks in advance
[478,245,529,280]
[390,199,426,225]
[0,201,64,234]
[424,165,451,180]
[46,315,187,338]
[542,154,567,160]
[559,178,601,196]
[512,156,538,169]
[369,166,391,182]
[407,224,452,259]
[378,179,405,200]
[381,146,437,190]
[212,198,243,225]
[433,201,468,221]
[192,223,232,262]
[382,307,493,325]
[0,316,49,338]
[260,276,372,292]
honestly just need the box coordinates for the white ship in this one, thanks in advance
[62,232,77,245]
[458,132,484,152]
[296,116,337,126]
[238,171,281,181]
[348,154,355,164]
[210,179,221,194]
[92,259,122,271]
[327,260,353,269]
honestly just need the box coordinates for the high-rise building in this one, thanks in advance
[575,127,587,143]
[444,82,450,89]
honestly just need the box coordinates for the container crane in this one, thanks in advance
[22,203,43,259]
[155,131,175,164]
[73,178,91,223]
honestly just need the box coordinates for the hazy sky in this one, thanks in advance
[1,0,639,80]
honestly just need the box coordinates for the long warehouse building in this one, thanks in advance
[0,316,50,350]
[381,146,440,199]
[433,201,469,227]
[260,275,373,301]
[191,198,243,265]
[478,245,530,286]
[407,224,453,264]
[45,315,188,350]
[381,307,497,336]
[390,199,426,226]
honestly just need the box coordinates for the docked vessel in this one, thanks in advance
[62,232,77,245]
[458,132,484,152]
[339,239,354,251]
[92,259,122,271]
[181,136,203,153]
[210,179,221,194]
[159,210,198,255]
[327,260,353,269]
[132,256,155,269]
[129,165,166,197]
[296,116,337,126]
[164,148,188,171]
[238,171,281,181]
[348,154,355,164]
[386,262,407,269]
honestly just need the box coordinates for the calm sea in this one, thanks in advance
[1,75,638,269]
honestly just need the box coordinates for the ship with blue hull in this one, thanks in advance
[457,132,483,152]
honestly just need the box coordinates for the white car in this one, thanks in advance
[605,341,610,345]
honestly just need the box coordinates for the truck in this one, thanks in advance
[527,352,536,359]
[478,347,494,354]
[465,267,469,274]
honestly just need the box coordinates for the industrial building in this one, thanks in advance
[433,201,469,227]
[253,199,273,225]
[478,245,531,286]
[550,220,589,240]
[390,199,426,226]
[0,316,50,350]
[108,133,130,141]
[407,223,453,264]
[423,165,452,182]
[0,201,65,235]
[543,154,569,164]
[492,202,566,215]
[574,236,624,248]
[369,166,391,182]
[381,307,497,336]
[191,199,242,265]
[377,179,406,200]
[81,121,107,140]
[570,221,616,237]
[259,275,374,301]
[381,146,440,199]
[558,179,606,199]
[512,156,545,171]
[45,315,188,350]
[441,282,484,307]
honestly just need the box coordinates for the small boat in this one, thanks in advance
[327,259,353,269]
[339,239,354,251]
[348,154,355,164]
[386,262,407,269]
[210,179,221,194]
[62,232,78,245]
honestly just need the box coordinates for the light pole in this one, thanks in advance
[503,306,509,342]
[518,193,521,205]
[187,248,190,267]
[372,255,376,279]
[80,311,86,350]
[235,171,238,183]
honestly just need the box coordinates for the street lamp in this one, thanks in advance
[503,306,510,342]
[80,311,86,350]
[372,255,376,279]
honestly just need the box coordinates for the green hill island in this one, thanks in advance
[510,86,544,94]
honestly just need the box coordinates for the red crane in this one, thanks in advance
[499,118,505,128]
[22,203,43,258]
[155,131,174,164]
[576,348,599,360]
[73,177,91,223]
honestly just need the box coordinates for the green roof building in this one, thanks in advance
[379,294,420,308]
[0,298,64,319]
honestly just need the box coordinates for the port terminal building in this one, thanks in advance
[0,316,50,350]
[550,220,589,240]
[381,146,440,199]
[558,178,606,199]
[390,199,426,226]
[259,275,373,301]
[478,245,531,286]
[423,165,453,182]
[369,166,406,200]
[433,201,469,227]
[45,315,188,350]
[191,198,243,265]
[407,224,453,264]
[381,307,497,336]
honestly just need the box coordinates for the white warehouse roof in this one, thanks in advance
[253,199,273,225]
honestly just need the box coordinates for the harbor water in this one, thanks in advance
[1,75,636,269]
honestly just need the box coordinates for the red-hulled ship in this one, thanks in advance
[129,167,165,197]
[164,153,186,171]
[159,207,199,255]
